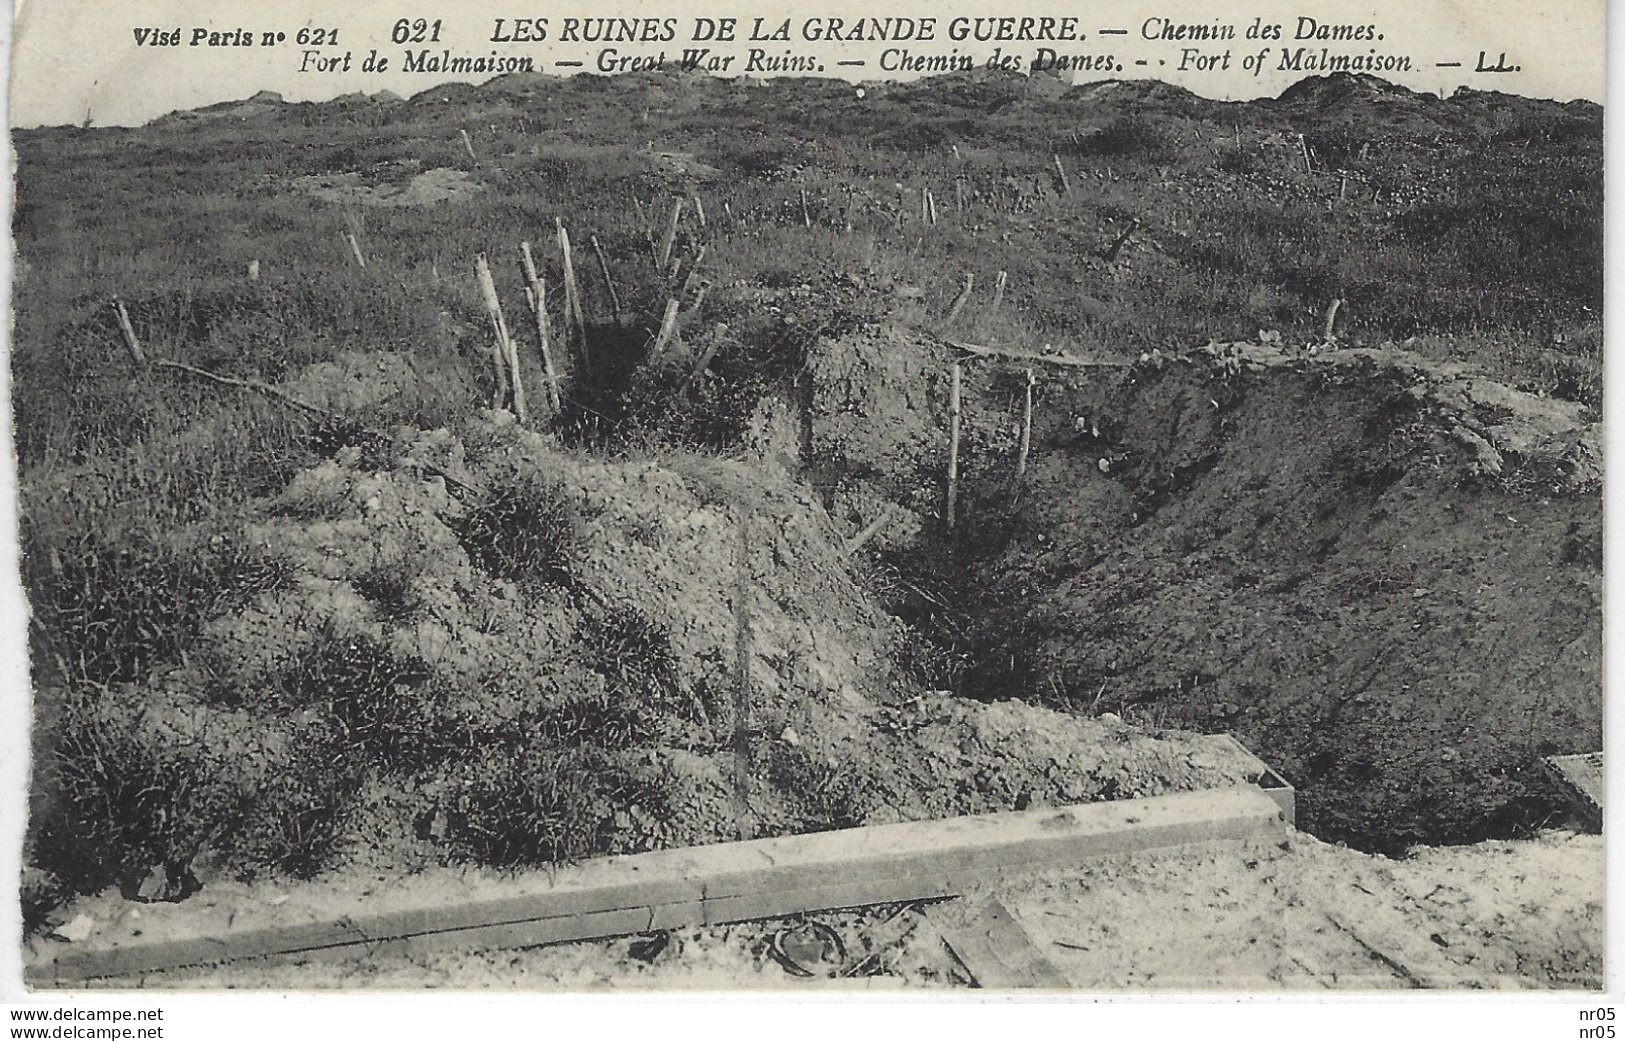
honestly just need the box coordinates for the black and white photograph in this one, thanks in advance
[1,0,1609,1018]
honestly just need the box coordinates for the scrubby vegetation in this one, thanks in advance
[13,69,1601,899]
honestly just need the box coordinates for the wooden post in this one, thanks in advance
[588,234,622,320]
[799,187,812,228]
[723,200,735,224]
[1104,218,1140,263]
[675,244,707,299]
[1297,133,1312,175]
[945,362,962,531]
[110,299,144,364]
[556,218,586,346]
[732,506,756,840]
[652,298,681,354]
[247,259,260,283]
[842,186,855,233]
[472,255,514,410]
[954,178,966,215]
[685,284,709,320]
[920,187,930,223]
[345,231,366,268]
[677,323,726,398]
[991,270,1008,315]
[1323,297,1344,342]
[941,273,975,329]
[1053,154,1071,196]
[659,197,685,270]
[1015,368,1034,483]
[692,195,707,229]
[519,241,563,414]
[926,189,938,225]
[475,254,524,420]
[461,128,476,162]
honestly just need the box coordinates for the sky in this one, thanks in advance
[8,0,1606,127]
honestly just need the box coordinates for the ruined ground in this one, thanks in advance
[12,68,1603,983]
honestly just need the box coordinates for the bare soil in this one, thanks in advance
[801,326,1602,850]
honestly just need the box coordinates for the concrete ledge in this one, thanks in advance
[32,784,1289,983]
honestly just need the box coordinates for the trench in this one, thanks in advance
[780,329,1602,854]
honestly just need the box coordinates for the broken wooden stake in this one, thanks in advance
[110,298,144,364]
[676,322,726,399]
[685,284,709,320]
[460,128,477,161]
[991,270,1008,315]
[841,513,891,556]
[676,330,719,402]
[1323,298,1344,342]
[344,231,366,268]
[1015,368,1034,483]
[588,234,622,320]
[941,273,975,329]
[474,253,521,418]
[675,244,707,299]
[1297,133,1313,175]
[247,259,260,283]
[659,197,685,270]
[692,195,707,229]
[651,298,681,354]
[518,241,562,414]
[945,362,962,530]
[1053,154,1071,196]
[556,218,586,349]
[799,187,812,228]
[1103,218,1140,263]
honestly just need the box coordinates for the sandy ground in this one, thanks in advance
[39,829,1598,992]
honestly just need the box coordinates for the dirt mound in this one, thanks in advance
[799,326,1601,851]
[33,411,1266,897]
[294,168,482,207]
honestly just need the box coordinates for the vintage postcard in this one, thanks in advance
[5,0,1604,1002]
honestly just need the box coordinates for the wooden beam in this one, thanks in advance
[945,339,1130,370]
[944,361,962,530]
[927,898,1069,990]
[31,786,1287,983]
